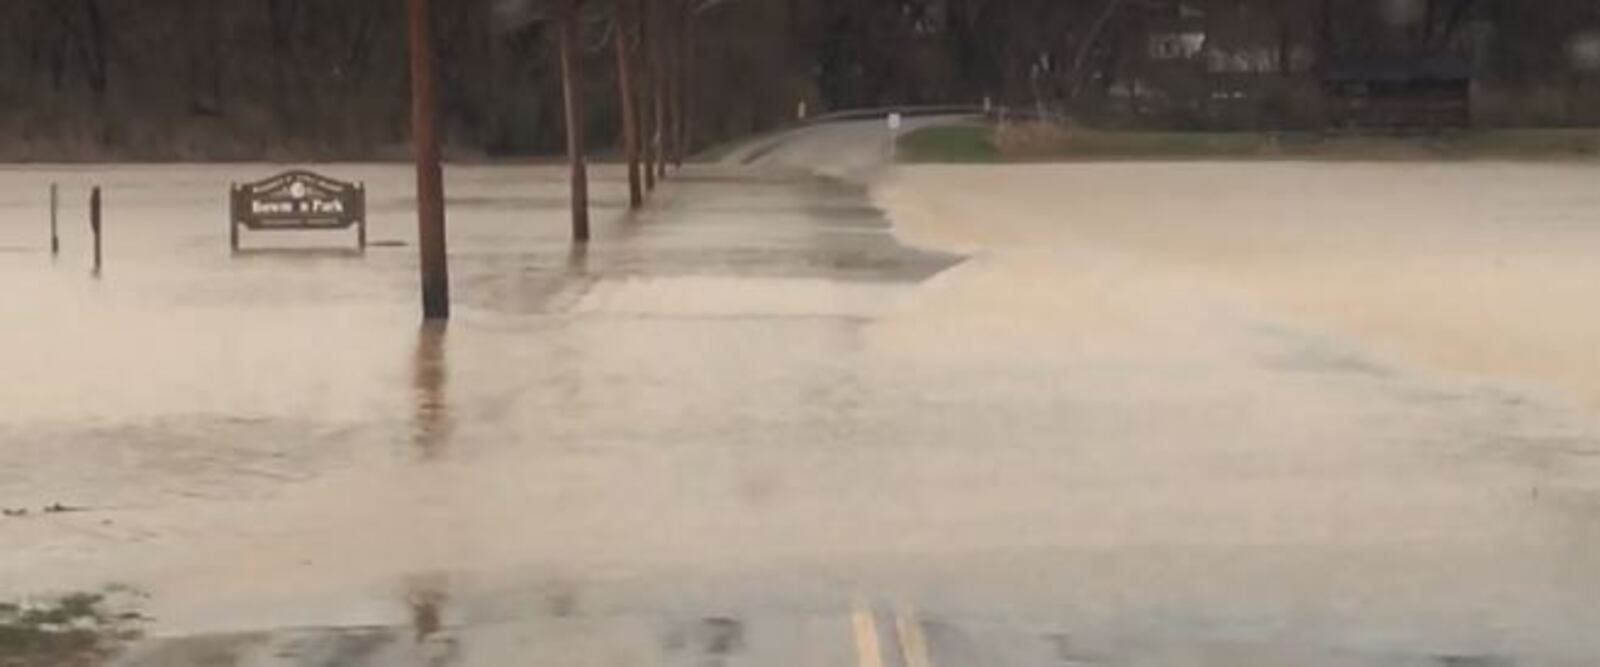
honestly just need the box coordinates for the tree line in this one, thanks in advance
[2,0,1598,160]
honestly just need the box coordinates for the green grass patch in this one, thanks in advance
[0,588,147,667]
[1043,130,1270,158]
[897,124,1600,162]
[896,125,999,163]
[1427,128,1600,157]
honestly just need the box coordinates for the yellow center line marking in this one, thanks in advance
[895,602,934,667]
[851,597,886,667]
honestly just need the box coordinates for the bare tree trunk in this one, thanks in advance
[681,5,696,161]
[80,0,108,100]
[639,0,657,192]
[184,0,224,115]
[615,1,642,209]
[48,8,67,92]
[651,0,667,180]
[1067,0,1128,102]
[183,0,200,108]
[559,0,590,242]
[672,0,688,167]
[266,0,295,129]
[206,0,224,110]
[1434,0,1476,47]
[641,75,657,191]
[1279,16,1291,78]
[1320,0,1334,64]
[76,0,110,146]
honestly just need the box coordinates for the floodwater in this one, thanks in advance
[3,126,1600,665]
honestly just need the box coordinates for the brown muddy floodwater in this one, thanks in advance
[3,144,1600,665]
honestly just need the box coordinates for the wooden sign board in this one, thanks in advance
[229,170,366,251]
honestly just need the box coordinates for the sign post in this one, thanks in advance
[228,170,367,251]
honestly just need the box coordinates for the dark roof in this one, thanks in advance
[1322,54,1473,83]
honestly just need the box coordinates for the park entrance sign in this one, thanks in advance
[229,170,367,251]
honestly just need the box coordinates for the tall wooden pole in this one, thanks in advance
[614,2,643,209]
[560,0,591,242]
[408,0,450,321]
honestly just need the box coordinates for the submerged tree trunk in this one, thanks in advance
[639,0,659,191]
[681,4,696,162]
[651,0,668,180]
[559,0,590,241]
[615,1,643,208]
[672,0,688,167]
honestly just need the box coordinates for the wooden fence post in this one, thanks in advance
[89,187,102,274]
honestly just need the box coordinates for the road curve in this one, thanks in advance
[721,114,976,182]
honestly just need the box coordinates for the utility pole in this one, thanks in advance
[408,0,450,320]
[560,0,591,242]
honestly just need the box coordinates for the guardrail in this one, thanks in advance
[718,103,1051,165]
[802,104,1072,126]
[802,104,986,124]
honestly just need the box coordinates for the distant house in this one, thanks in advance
[1125,0,1317,128]
[1321,54,1473,129]
[1124,1,1477,130]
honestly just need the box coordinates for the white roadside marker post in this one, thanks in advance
[888,112,903,161]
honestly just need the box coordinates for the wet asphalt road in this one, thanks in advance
[3,119,1600,666]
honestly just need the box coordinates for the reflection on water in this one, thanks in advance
[405,575,449,642]
[230,247,365,260]
[566,242,590,277]
[402,573,460,666]
[411,323,451,462]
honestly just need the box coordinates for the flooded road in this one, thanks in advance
[4,123,1600,665]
